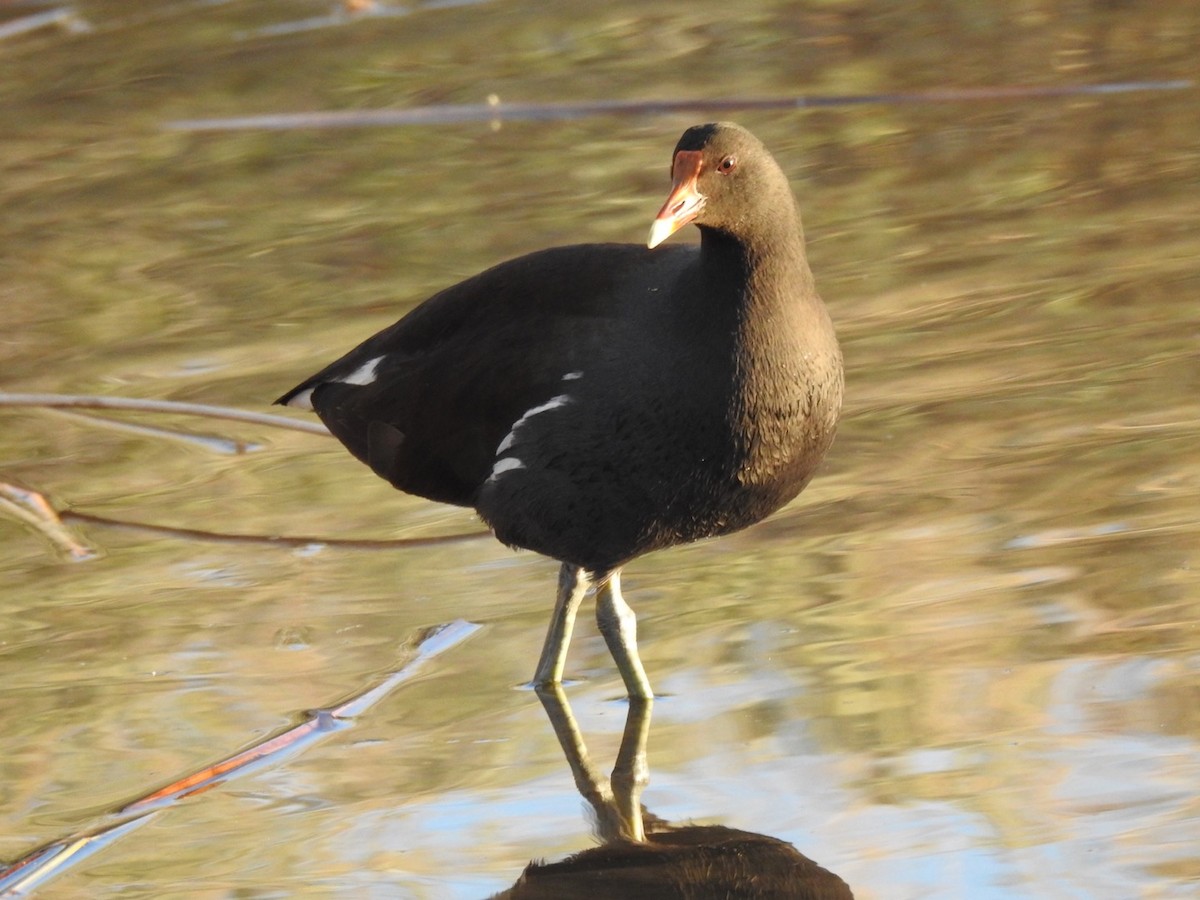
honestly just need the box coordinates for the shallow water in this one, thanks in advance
[2,1,1198,897]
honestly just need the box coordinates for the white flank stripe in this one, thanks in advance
[488,457,526,481]
[494,394,571,456]
[562,371,583,381]
[335,355,385,386]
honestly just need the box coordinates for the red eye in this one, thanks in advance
[717,156,737,174]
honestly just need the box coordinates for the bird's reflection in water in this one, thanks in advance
[492,686,854,899]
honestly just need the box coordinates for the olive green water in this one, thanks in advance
[2,1,1198,897]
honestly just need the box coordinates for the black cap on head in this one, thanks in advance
[673,122,722,156]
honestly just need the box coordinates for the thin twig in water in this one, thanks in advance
[0,392,329,436]
[0,8,91,42]
[164,80,1194,132]
[0,620,482,898]
[3,398,489,555]
[45,407,263,455]
[0,482,98,561]
[61,509,489,550]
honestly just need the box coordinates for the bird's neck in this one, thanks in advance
[698,213,819,325]
[697,212,842,471]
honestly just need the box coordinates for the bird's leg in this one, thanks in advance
[532,562,589,687]
[594,570,654,700]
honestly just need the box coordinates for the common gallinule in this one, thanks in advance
[277,123,843,698]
